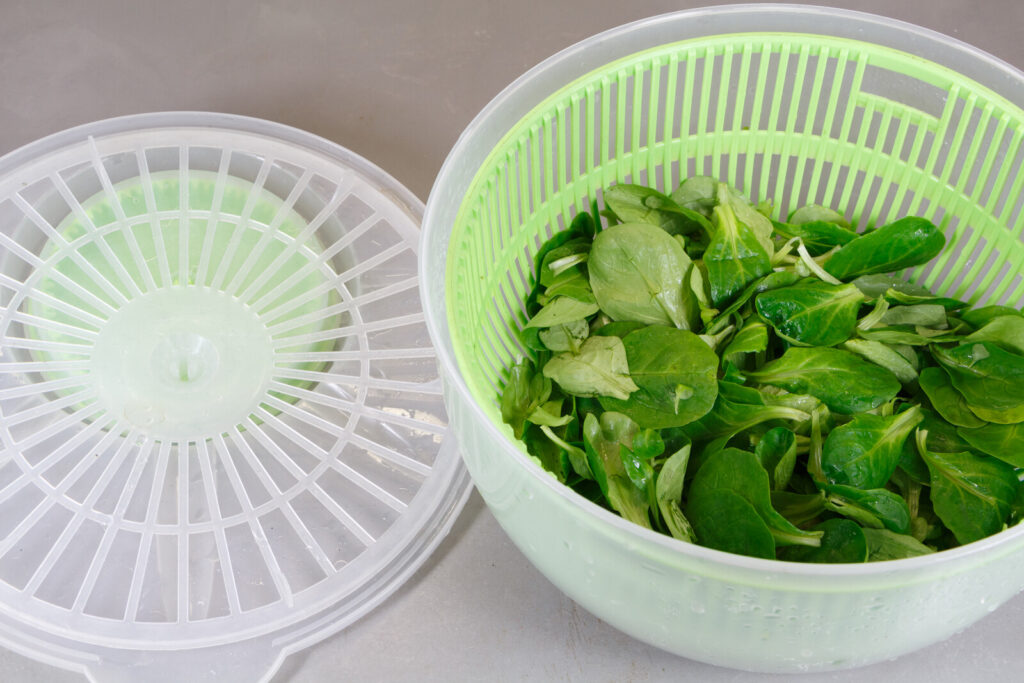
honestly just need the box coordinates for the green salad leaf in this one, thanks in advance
[689,448,823,547]
[821,406,922,489]
[543,336,639,400]
[824,216,945,280]
[501,175,1024,564]
[917,366,986,428]
[917,429,1019,545]
[589,222,698,329]
[755,280,864,347]
[746,347,901,414]
[598,325,718,428]
[777,518,868,563]
[705,192,772,307]
[686,488,776,559]
[863,528,935,561]
[933,342,1024,424]
[957,423,1024,468]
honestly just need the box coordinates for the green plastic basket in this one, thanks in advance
[423,5,1024,673]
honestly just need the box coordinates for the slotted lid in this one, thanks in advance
[0,112,470,682]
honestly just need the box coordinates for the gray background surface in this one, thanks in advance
[1,1,1023,681]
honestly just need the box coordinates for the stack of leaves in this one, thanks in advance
[500,177,1024,563]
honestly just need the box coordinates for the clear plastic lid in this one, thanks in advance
[0,112,470,682]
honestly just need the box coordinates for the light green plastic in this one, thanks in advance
[423,5,1024,674]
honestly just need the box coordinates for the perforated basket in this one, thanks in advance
[422,5,1024,673]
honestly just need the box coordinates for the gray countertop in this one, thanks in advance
[2,1,1023,681]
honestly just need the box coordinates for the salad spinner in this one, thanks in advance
[421,4,1024,673]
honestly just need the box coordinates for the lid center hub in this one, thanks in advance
[153,332,219,387]
[89,288,276,440]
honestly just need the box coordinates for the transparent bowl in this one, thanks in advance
[421,4,1024,673]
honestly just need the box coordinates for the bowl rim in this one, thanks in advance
[422,3,1024,578]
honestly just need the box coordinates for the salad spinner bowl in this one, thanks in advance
[421,5,1024,673]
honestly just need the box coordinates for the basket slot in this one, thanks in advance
[76,437,155,615]
[82,528,141,619]
[222,521,283,613]
[134,146,176,288]
[946,101,996,199]
[1002,273,1024,308]
[859,62,948,120]
[0,485,46,547]
[0,504,74,591]
[255,507,328,597]
[9,185,130,312]
[186,530,232,620]
[971,114,1013,211]
[31,517,105,609]
[192,147,232,289]
[290,489,369,570]
[336,435,428,504]
[88,139,160,295]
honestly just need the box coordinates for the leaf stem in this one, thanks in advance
[771,528,824,547]
[808,408,825,483]
[797,242,843,285]
[858,297,890,330]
